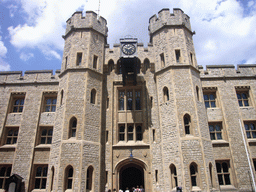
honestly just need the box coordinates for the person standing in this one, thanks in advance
[125,187,130,192]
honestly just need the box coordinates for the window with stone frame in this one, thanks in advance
[236,86,251,107]
[170,164,178,189]
[93,55,98,69]
[163,87,169,102]
[69,117,77,138]
[184,114,191,135]
[244,121,256,139]
[118,89,142,111]
[65,166,73,190]
[90,89,96,104]
[39,127,53,145]
[203,88,217,108]
[0,165,12,189]
[216,160,231,186]
[160,53,165,67]
[33,165,48,189]
[43,93,57,112]
[209,122,223,140]
[190,163,198,187]
[86,166,94,190]
[10,93,25,113]
[4,127,19,145]
[253,159,256,172]
[118,124,143,142]
[76,52,82,66]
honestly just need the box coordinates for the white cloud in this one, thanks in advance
[0,36,7,57]
[0,36,10,71]
[0,58,11,71]
[20,52,34,61]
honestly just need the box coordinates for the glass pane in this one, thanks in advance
[119,98,124,110]
[185,126,190,134]
[245,124,249,130]
[6,138,11,144]
[14,99,20,105]
[41,178,47,189]
[72,120,77,127]
[36,167,42,176]
[215,125,221,131]
[35,178,40,189]
[211,101,216,107]
[218,175,224,185]
[184,117,189,124]
[204,95,209,100]
[48,129,53,135]
[191,176,197,186]
[43,167,48,176]
[209,94,215,100]
[136,98,141,110]
[247,132,251,138]
[51,106,56,112]
[237,93,241,99]
[209,125,214,132]
[242,93,248,99]
[13,138,17,144]
[119,134,124,141]
[41,137,46,144]
[136,126,142,132]
[45,106,50,112]
[128,126,133,132]
[222,162,229,172]
[120,126,125,132]
[0,167,6,176]
[128,133,133,140]
[47,137,52,144]
[250,124,256,130]
[6,167,11,176]
[68,168,73,177]
[137,133,142,141]
[68,179,72,189]
[14,130,18,136]
[42,129,47,136]
[244,100,249,106]
[8,130,13,136]
[52,99,57,104]
[210,133,215,140]
[127,98,133,110]
[0,179,3,188]
[224,174,231,185]
[190,165,195,174]
[252,132,256,138]
[18,106,23,112]
[46,99,52,104]
[216,163,221,173]
[238,100,243,106]
[217,133,222,140]
[20,99,24,105]
[13,107,18,112]
[72,129,76,137]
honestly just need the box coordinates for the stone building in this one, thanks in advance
[0,8,256,192]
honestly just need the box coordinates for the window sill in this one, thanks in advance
[35,144,51,149]
[211,140,228,144]
[31,189,47,192]
[248,138,256,143]
[191,186,202,191]
[219,185,236,191]
[113,141,149,148]
[0,144,17,149]
[239,106,254,109]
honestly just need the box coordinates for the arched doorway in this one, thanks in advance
[120,165,144,190]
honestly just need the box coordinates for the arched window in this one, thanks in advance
[91,89,96,104]
[184,114,191,135]
[136,125,142,141]
[119,91,125,111]
[144,58,150,71]
[170,164,178,189]
[108,59,114,73]
[86,166,94,190]
[163,87,169,102]
[209,163,213,188]
[65,166,73,190]
[190,163,198,187]
[69,117,77,138]
[60,90,64,105]
[50,166,54,191]
[196,86,200,101]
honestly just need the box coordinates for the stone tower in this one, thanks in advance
[48,11,107,191]
[148,8,217,191]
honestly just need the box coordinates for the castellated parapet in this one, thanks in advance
[148,8,192,35]
[64,11,108,38]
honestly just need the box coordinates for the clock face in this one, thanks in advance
[122,44,136,55]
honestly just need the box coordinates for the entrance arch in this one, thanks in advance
[114,158,148,191]
[120,163,144,190]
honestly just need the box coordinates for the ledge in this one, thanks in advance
[0,144,16,150]
[219,185,236,191]
[113,142,150,149]
[212,140,229,146]
[35,144,51,149]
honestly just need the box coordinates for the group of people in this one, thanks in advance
[107,185,144,192]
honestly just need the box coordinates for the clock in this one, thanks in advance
[122,44,136,55]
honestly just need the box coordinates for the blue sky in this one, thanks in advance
[0,0,256,73]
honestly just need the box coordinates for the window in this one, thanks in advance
[244,122,256,139]
[253,159,256,172]
[196,86,200,101]
[34,165,48,189]
[91,89,96,104]
[175,50,181,63]
[160,53,165,67]
[163,87,169,102]
[65,166,73,190]
[44,96,57,112]
[93,55,98,69]
[5,127,19,145]
[50,166,54,191]
[11,96,25,113]
[209,163,214,188]
[76,52,82,66]
[69,118,77,138]
[190,163,198,187]
[0,165,11,189]
[39,127,53,144]
[155,170,158,183]
[60,90,64,105]
[86,166,94,190]
[184,114,191,135]
[144,58,150,71]
[108,59,114,73]
[216,161,231,185]
[170,164,178,189]
[209,122,222,140]
[236,90,250,107]
[118,124,143,142]
[65,56,68,69]
[153,129,156,142]
[118,89,142,111]
[190,53,194,65]
[203,92,216,108]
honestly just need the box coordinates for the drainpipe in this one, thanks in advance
[239,119,256,192]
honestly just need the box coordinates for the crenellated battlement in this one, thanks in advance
[148,8,192,35]
[0,70,60,84]
[199,64,256,78]
[64,11,108,38]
